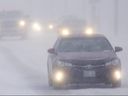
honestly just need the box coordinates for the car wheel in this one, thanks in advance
[52,83,63,89]
[48,76,53,86]
[48,74,64,89]
[112,81,121,88]
[21,35,27,40]
[0,35,3,39]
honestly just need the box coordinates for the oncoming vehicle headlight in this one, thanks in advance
[105,59,120,66]
[56,60,72,67]
[32,22,42,31]
[19,20,26,27]
[59,28,70,37]
[84,27,94,36]
[48,24,54,30]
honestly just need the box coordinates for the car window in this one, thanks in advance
[57,37,113,52]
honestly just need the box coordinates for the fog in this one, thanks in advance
[0,0,128,95]
[0,0,128,34]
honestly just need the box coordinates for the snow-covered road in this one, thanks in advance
[0,33,128,95]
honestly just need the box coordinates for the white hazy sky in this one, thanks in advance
[0,0,127,35]
[0,0,88,20]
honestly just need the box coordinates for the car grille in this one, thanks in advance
[65,60,107,83]
[73,63,105,70]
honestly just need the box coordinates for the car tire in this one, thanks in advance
[52,83,63,89]
[0,35,3,39]
[112,81,121,88]
[48,76,53,87]
[48,74,64,89]
[21,34,27,40]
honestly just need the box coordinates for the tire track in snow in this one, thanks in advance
[0,43,72,95]
[0,46,46,94]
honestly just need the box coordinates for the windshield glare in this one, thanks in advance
[57,37,113,52]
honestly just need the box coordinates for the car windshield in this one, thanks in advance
[57,37,113,52]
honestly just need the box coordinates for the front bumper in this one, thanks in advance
[53,65,121,85]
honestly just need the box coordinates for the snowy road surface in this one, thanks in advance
[0,33,128,95]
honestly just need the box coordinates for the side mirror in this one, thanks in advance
[48,48,56,54]
[115,46,123,52]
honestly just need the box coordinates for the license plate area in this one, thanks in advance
[83,70,96,77]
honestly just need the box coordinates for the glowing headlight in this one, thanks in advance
[113,70,121,80]
[56,60,72,67]
[60,28,70,37]
[48,24,54,30]
[32,22,42,31]
[54,70,64,82]
[105,59,120,66]
[85,27,94,36]
[19,20,26,27]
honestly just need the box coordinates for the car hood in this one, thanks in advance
[57,51,116,62]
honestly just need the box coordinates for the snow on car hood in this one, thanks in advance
[57,50,116,61]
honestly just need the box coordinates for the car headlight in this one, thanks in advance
[53,70,65,83]
[59,28,71,37]
[84,27,94,36]
[113,70,121,80]
[56,60,72,67]
[32,22,42,31]
[48,24,54,30]
[19,20,26,27]
[105,59,120,66]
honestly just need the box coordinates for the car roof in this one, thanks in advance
[58,34,106,39]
